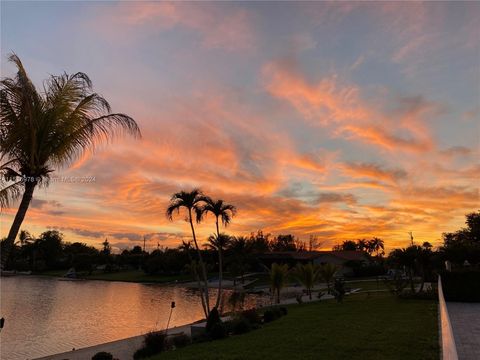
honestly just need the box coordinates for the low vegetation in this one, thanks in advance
[147,293,438,360]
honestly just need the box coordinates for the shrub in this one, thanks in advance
[144,331,167,352]
[279,307,288,316]
[240,308,261,325]
[172,333,190,348]
[133,347,152,360]
[441,270,480,302]
[263,309,277,323]
[273,307,284,318]
[206,307,221,332]
[209,322,227,340]
[232,318,252,335]
[133,331,166,359]
[92,352,113,360]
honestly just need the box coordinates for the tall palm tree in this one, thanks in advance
[292,263,321,300]
[269,263,289,304]
[202,198,236,308]
[319,263,337,294]
[166,189,210,317]
[0,54,140,268]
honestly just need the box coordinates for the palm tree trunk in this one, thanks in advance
[185,247,208,318]
[188,209,210,315]
[215,218,222,309]
[1,180,36,269]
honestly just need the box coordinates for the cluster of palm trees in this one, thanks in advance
[166,189,236,318]
[388,242,434,293]
[0,54,141,268]
[269,262,338,304]
[333,237,385,257]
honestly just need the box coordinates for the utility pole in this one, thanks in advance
[408,232,414,246]
[143,235,146,253]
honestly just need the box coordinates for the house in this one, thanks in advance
[258,250,370,276]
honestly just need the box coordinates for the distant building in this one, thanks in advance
[259,250,370,276]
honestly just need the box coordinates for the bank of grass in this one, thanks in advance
[149,293,439,360]
[38,270,192,283]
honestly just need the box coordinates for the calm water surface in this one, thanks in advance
[0,276,263,360]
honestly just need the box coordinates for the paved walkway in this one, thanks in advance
[447,302,480,360]
[33,323,192,360]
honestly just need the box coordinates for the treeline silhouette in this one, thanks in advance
[1,211,478,282]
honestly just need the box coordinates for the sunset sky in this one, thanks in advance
[1,1,479,252]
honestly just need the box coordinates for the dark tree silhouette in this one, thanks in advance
[0,54,140,268]
[166,189,210,317]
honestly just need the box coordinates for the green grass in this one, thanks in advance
[38,270,192,283]
[84,270,192,283]
[149,293,439,360]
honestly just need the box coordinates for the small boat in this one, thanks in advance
[16,271,32,275]
[58,267,83,281]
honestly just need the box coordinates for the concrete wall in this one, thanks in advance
[438,276,458,360]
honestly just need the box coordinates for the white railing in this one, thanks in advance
[438,276,458,360]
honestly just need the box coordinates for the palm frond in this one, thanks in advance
[0,53,140,180]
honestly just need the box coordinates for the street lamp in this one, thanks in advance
[165,301,176,335]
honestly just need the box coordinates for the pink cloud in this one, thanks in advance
[98,2,257,51]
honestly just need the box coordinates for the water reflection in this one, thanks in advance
[0,276,263,360]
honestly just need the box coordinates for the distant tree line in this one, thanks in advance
[2,211,478,290]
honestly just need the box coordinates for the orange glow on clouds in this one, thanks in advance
[1,1,479,252]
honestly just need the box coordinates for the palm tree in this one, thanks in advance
[0,54,140,268]
[292,263,321,300]
[369,237,385,257]
[166,189,210,317]
[201,198,236,308]
[269,263,289,304]
[388,247,417,292]
[319,263,337,294]
[206,233,232,308]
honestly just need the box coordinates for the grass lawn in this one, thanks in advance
[149,293,439,360]
[84,270,192,283]
[38,270,192,283]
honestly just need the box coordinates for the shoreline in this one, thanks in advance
[23,286,373,360]
[32,321,197,360]
[31,293,338,360]
[5,271,259,290]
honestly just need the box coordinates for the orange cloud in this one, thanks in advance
[262,59,436,153]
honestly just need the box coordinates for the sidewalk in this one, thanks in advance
[447,302,480,360]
